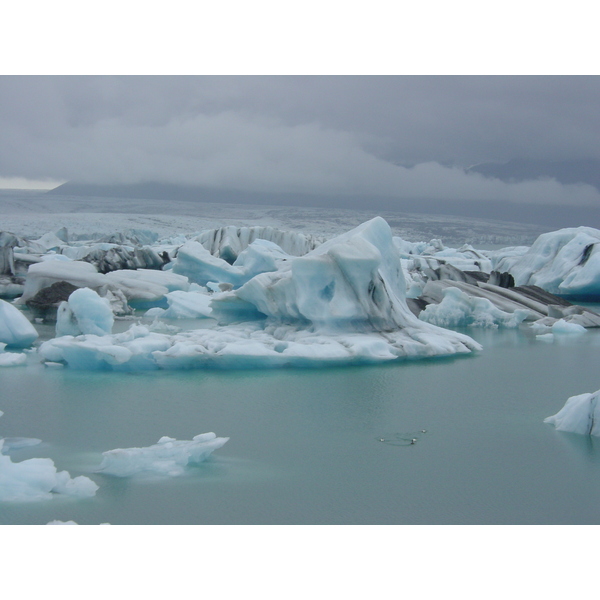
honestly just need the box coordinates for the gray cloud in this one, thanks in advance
[1,76,600,206]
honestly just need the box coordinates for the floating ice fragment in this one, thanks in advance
[0,352,28,367]
[0,299,39,347]
[0,439,99,502]
[96,432,229,477]
[551,319,587,334]
[46,520,79,525]
[418,286,529,329]
[56,287,114,337]
[545,389,600,436]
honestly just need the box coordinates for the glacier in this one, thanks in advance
[96,432,229,477]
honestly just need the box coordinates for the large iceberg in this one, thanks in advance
[544,389,600,436]
[0,299,38,347]
[97,433,229,477]
[493,227,600,298]
[38,218,481,370]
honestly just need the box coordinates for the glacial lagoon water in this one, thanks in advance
[3,323,600,525]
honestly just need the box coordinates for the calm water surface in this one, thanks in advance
[2,326,600,524]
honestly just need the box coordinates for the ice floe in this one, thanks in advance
[96,433,229,477]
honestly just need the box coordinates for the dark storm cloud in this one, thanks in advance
[1,75,600,205]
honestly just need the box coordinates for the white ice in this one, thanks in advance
[544,389,600,436]
[0,299,38,347]
[418,286,530,329]
[493,227,600,297]
[0,411,98,502]
[551,318,587,334]
[194,224,323,262]
[146,289,213,320]
[39,218,481,370]
[172,238,289,289]
[96,432,229,477]
[56,287,114,337]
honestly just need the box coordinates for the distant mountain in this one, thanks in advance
[46,180,600,230]
[467,158,600,191]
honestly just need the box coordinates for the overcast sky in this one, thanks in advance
[2,75,600,207]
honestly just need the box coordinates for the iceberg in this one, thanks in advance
[0,443,99,502]
[418,286,530,329]
[0,351,28,367]
[56,287,114,337]
[194,225,323,262]
[0,299,38,347]
[0,412,98,502]
[172,238,289,289]
[544,389,600,436]
[104,268,190,307]
[39,218,481,370]
[147,289,213,320]
[96,433,229,477]
[493,227,600,299]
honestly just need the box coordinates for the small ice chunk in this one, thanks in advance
[551,319,587,334]
[0,439,99,502]
[0,352,28,367]
[97,433,229,477]
[418,286,529,329]
[1,437,42,452]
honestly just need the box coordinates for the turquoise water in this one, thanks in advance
[2,326,600,524]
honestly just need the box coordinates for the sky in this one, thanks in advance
[2,75,600,210]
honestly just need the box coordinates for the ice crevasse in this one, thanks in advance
[39,217,482,370]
